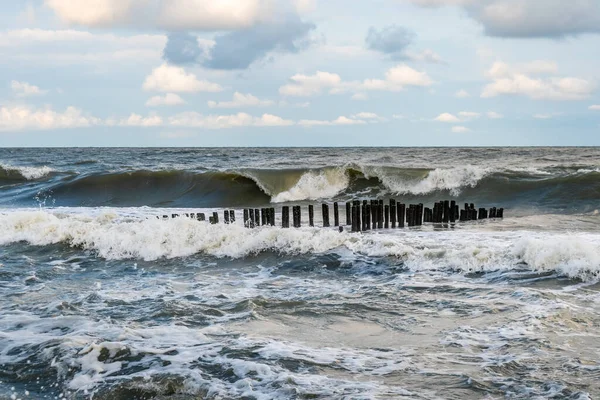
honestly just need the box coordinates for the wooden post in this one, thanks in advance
[270,208,275,226]
[224,210,230,224]
[384,205,390,229]
[322,204,330,227]
[213,211,219,224]
[443,200,450,223]
[498,208,504,218]
[370,200,377,229]
[478,208,485,219]
[398,203,405,228]
[309,205,314,227]
[230,210,235,223]
[361,202,367,231]
[450,201,456,222]
[346,202,351,226]
[248,209,255,228]
[171,214,178,219]
[197,213,206,221]
[282,206,289,228]
[190,213,195,219]
[378,200,384,229]
[351,205,357,232]
[390,199,397,228]
[209,216,215,224]
[334,202,339,227]
[243,209,249,227]
[460,209,466,221]
[355,201,361,232]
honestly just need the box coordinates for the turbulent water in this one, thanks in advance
[1,147,599,399]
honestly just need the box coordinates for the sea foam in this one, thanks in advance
[1,210,599,281]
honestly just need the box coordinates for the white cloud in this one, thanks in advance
[208,92,274,109]
[0,105,100,131]
[458,111,480,119]
[351,93,368,101]
[280,64,433,97]
[45,0,265,30]
[11,80,47,97]
[299,116,367,127]
[435,113,460,123]
[279,71,342,97]
[487,111,504,119]
[392,114,405,119]
[145,93,186,107]
[482,61,594,101]
[115,113,163,127]
[143,64,222,93]
[451,126,471,133]
[589,105,600,110]
[455,89,470,98]
[533,113,552,119]
[406,49,445,64]
[354,112,380,119]
[169,112,293,129]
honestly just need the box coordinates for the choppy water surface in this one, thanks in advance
[1,148,599,399]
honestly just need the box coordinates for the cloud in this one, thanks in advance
[203,15,315,70]
[406,0,600,38]
[533,113,552,119]
[280,64,432,97]
[142,64,222,93]
[45,0,267,31]
[455,89,470,98]
[169,112,293,128]
[406,49,445,64]
[481,61,594,101]
[145,93,186,107]
[351,93,368,101]
[299,116,367,127]
[115,113,163,127]
[487,111,503,119]
[365,25,414,60]
[162,32,213,65]
[435,113,460,123]
[458,111,480,119]
[208,92,274,108]
[452,126,471,133]
[0,105,100,131]
[589,105,600,110]
[11,81,47,97]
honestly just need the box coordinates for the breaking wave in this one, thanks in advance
[1,210,599,281]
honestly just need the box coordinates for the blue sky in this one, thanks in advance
[1,0,599,146]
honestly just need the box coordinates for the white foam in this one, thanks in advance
[362,165,491,196]
[0,163,53,180]
[271,168,349,202]
[1,210,600,281]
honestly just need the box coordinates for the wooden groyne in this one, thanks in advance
[161,199,504,231]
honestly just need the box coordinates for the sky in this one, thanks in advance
[1,0,600,147]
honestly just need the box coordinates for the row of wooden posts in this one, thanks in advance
[161,199,503,231]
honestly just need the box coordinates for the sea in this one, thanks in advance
[0,147,599,399]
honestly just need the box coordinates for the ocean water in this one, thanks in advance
[0,147,599,399]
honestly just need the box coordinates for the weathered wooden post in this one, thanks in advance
[249,209,255,228]
[384,205,390,229]
[229,210,235,223]
[260,208,266,226]
[197,213,206,221]
[213,211,219,224]
[322,203,330,227]
[351,204,357,232]
[346,202,351,226]
[253,209,259,226]
[443,200,450,223]
[270,208,275,226]
[282,206,289,228]
[398,203,405,228]
[224,210,230,224]
[243,209,249,227]
[390,199,397,228]
[209,216,215,224]
[309,204,314,227]
[365,203,371,231]
[334,202,339,227]
[498,208,504,218]
[377,200,384,229]
[355,201,361,232]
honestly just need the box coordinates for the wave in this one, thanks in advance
[2,164,600,210]
[0,163,54,181]
[1,211,599,281]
